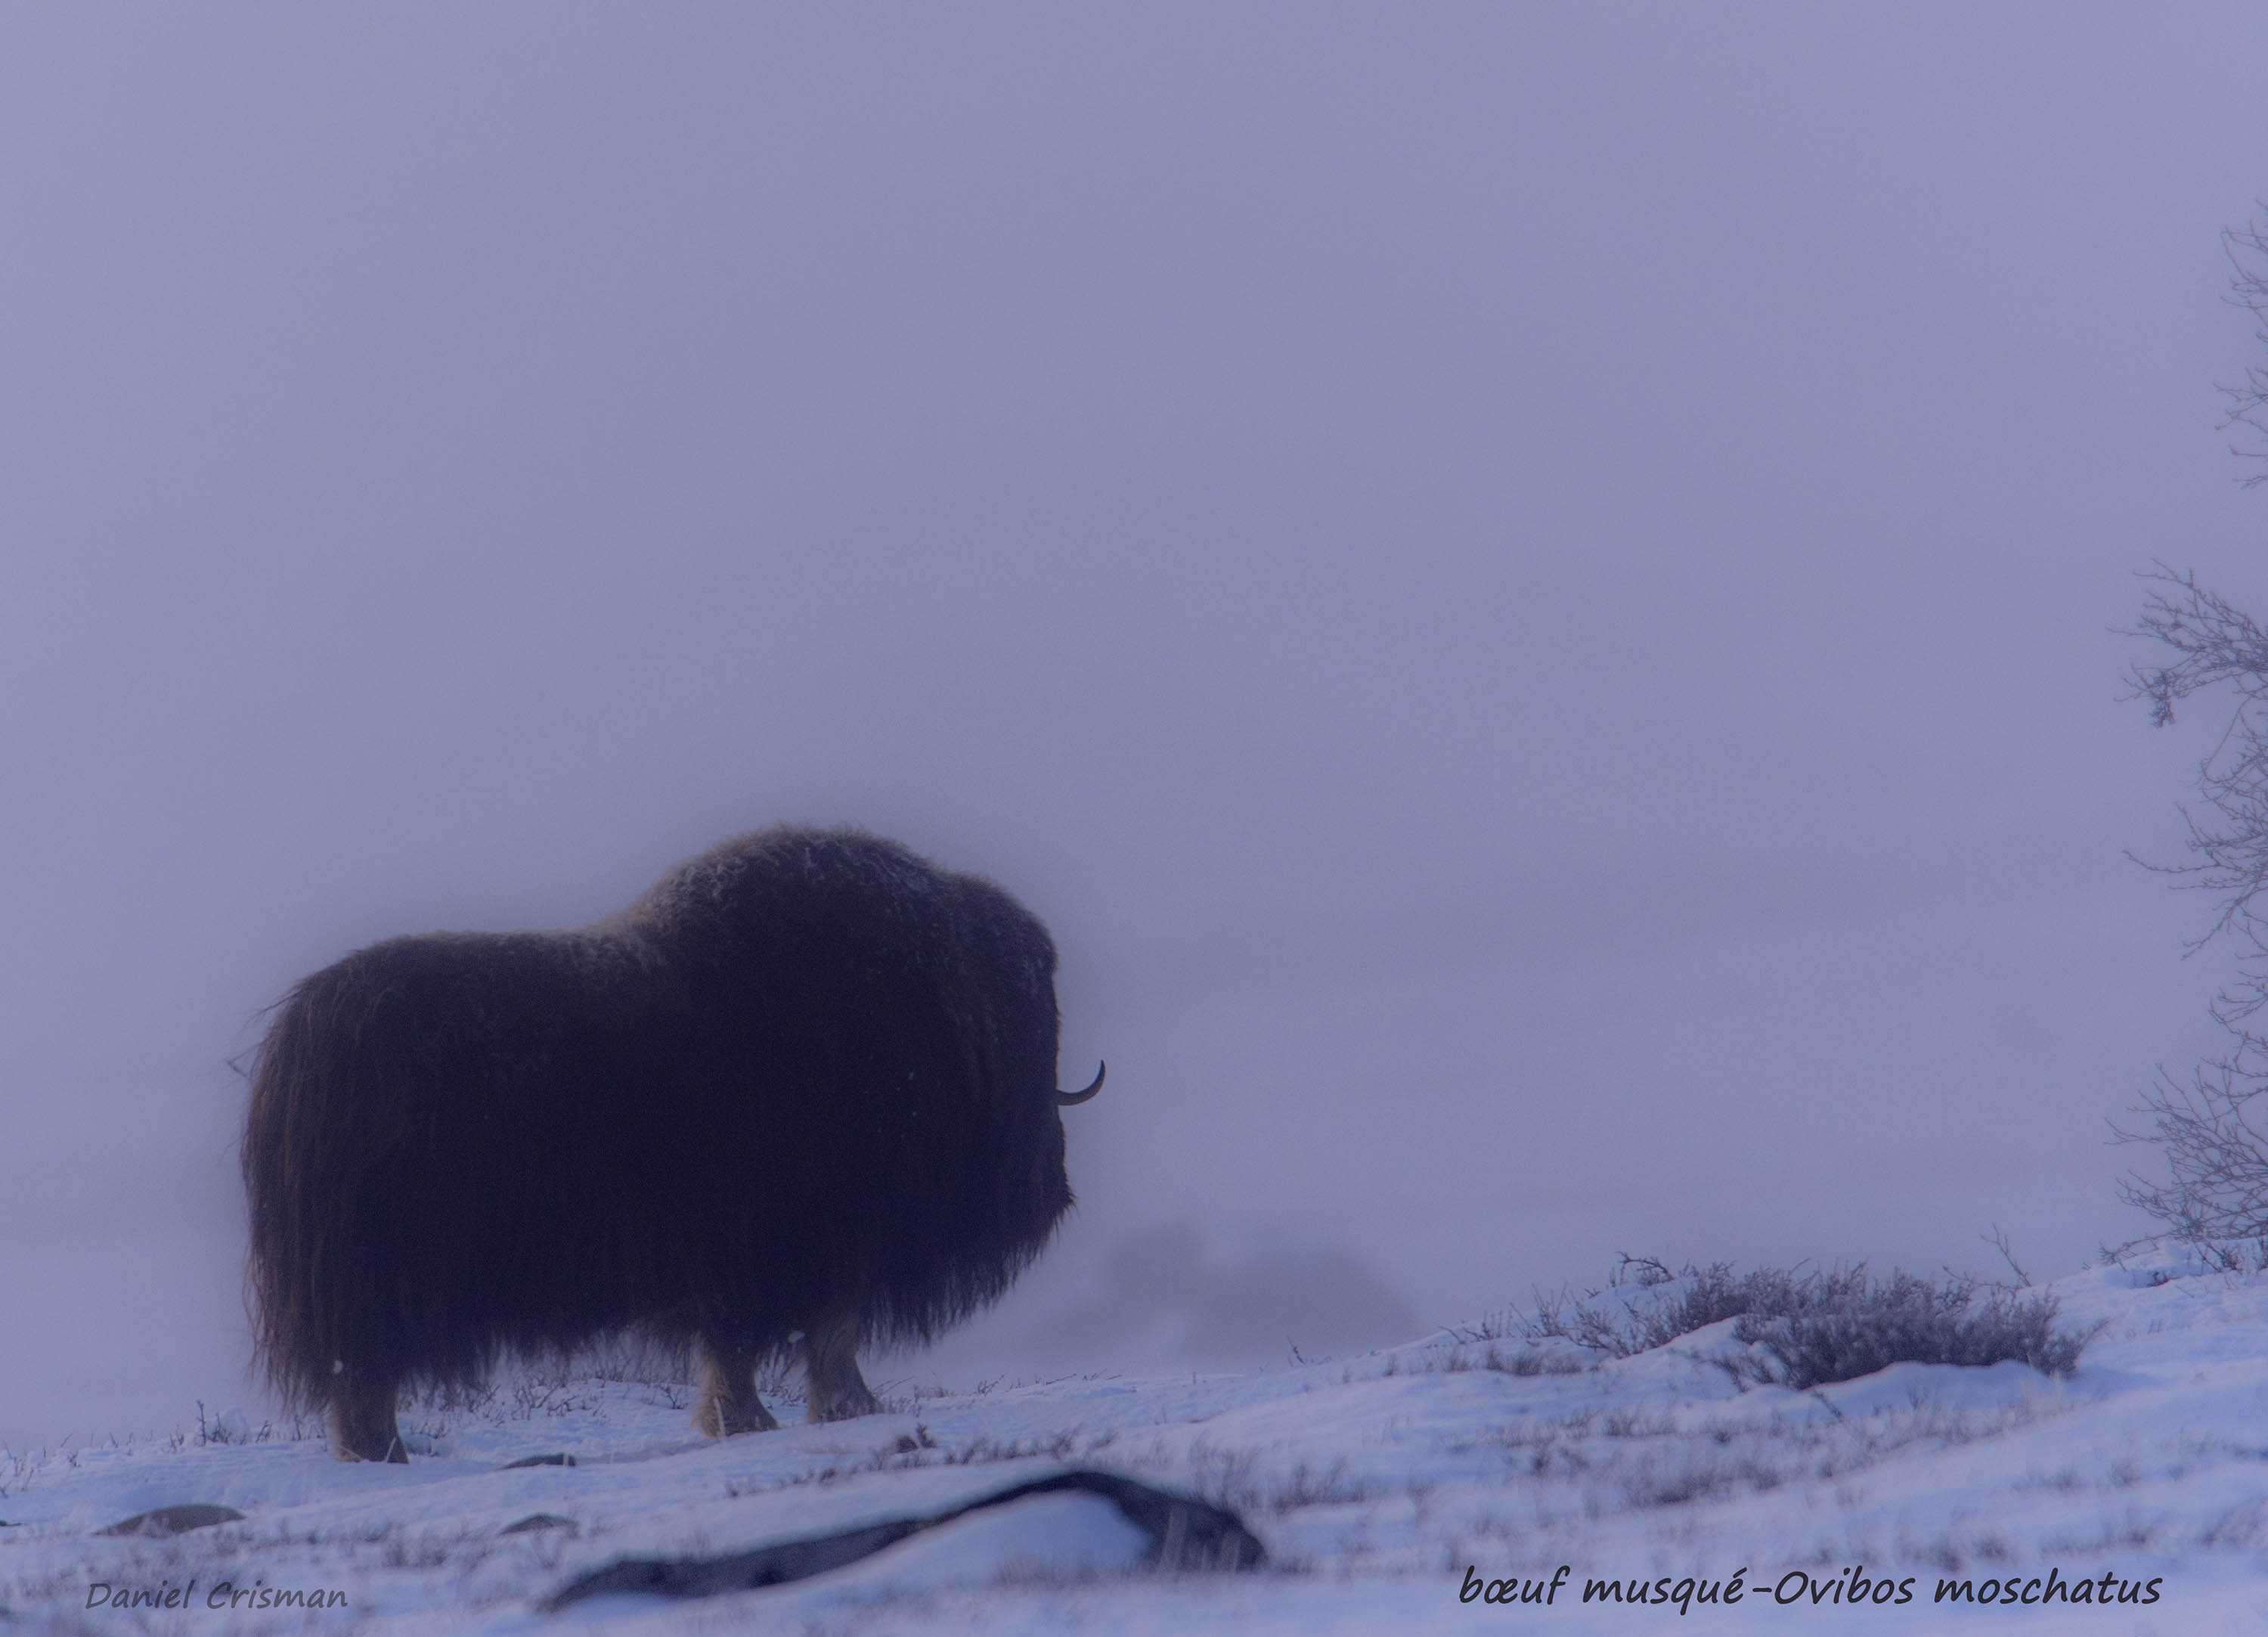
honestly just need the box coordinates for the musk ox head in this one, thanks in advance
[241,826,1101,1462]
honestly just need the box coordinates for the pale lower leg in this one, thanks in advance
[328,1374,407,1464]
[803,1313,881,1423]
[692,1341,779,1437]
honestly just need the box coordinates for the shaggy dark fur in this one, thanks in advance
[242,826,1095,1462]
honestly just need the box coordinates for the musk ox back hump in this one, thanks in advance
[243,825,1081,1415]
[623,829,1075,1337]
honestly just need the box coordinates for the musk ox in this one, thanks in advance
[243,825,1102,1462]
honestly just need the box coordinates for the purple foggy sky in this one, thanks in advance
[2,4,2266,1443]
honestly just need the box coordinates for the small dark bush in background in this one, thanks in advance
[1491,1256,2099,1388]
[1731,1267,2095,1390]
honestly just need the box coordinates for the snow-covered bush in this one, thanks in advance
[1730,1267,2095,1389]
[1480,1256,2099,1386]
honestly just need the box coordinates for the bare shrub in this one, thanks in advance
[1734,1268,2096,1390]
[1489,1255,1830,1360]
[1476,1256,2098,1387]
[2118,566,2268,1240]
[2110,218,2268,1235]
[2223,211,2268,481]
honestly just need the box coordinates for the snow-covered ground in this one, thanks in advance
[4,1246,2266,1633]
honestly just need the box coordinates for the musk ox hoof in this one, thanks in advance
[328,1385,408,1464]
[692,1393,782,1438]
[693,1344,780,1437]
[802,1314,881,1422]
[807,1381,881,1424]
[330,1426,409,1464]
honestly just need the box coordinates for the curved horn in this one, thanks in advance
[1056,1061,1106,1106]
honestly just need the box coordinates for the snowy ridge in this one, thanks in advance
[2,1250,2265,1632]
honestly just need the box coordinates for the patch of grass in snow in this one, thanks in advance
[1,1415,326,1506]
[1894,1529,2022,1574]
[1410,1342,1590,1378]
[2100,1232,2268,1282]
[2198,1496,2268,1549]
[1453,1394,2073,1519]
[1616,1447,1786,1509]
[1173,1442,1398,1525]
[389,1358,714,1453]
[729,1425,1131,1498]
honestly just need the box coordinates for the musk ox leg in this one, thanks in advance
[803,1313,881,1423]
[328,1375,408,1464]
[692,1341,779,1437]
